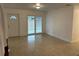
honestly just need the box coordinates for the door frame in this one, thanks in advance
[7,13,20,37]
[27,15,43,35]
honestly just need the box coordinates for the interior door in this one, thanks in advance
[8,14,19,37]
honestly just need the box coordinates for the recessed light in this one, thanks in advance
[36,6,40,9]
[35,3,41,9]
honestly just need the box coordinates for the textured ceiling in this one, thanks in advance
[2,3,73,11]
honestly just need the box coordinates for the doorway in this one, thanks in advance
[8,14,19,37]
[28,16,42,35]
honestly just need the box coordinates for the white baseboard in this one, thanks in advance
[46,32,71,43]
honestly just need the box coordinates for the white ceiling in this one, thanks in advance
[2,3,73,11]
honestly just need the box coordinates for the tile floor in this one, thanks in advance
[8,34,79,56]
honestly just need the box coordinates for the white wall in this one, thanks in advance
[46,6,73,42]
[0,7,5,56]
[3,8,46,38]
[72,5,79,42]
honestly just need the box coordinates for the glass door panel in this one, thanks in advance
[36,16,42,33]
[28,16,35,34]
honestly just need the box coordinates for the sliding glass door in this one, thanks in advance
[28,16,42,34]
[28,16,35,34]
[36,16,42,33]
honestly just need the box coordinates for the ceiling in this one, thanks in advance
[2,3,73,11]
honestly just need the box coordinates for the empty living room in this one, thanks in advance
[0,2,79,57]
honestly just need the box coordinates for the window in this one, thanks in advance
[10,16,16,21]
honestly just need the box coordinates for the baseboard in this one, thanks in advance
[46,33,71,43]
[70,39,79,43]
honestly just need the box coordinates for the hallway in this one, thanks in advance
[8,34,79,56]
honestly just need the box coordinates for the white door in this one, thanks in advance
[8,14,19,37]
